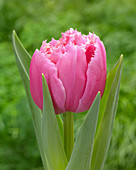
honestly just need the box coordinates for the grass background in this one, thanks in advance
[0,0,136,169]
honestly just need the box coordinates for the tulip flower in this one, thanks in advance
[30,28,107,114]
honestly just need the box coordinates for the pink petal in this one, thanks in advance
[56,45,87,112]
[76,38,107,113]
[30,49,66,114]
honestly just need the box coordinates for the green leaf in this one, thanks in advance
[12,30,64,169]
[90,55,123,170]
[42,74,68,170]
[66,93,100,170]
[12,31,48,169]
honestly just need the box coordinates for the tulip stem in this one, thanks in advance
[63,112,74,161]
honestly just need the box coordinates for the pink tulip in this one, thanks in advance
[30,28,107,114]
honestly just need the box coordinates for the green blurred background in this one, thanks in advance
[0,0,136,169]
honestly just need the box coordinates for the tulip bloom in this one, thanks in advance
[30,28,106,114]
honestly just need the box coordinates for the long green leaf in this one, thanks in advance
[42,74,68,170]
[12,31,48,169]
[90,55,123,170]
[66,93,100,170]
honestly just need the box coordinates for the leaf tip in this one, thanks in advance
[42,73,45,79]
[120,54,123,61]
[12,30,17,40]
[96,91,101,100]
[12,30,18,48]
[42,73,48,96]
[12,30,16,34]
[98,91,101,96]
[42,73,46,84]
